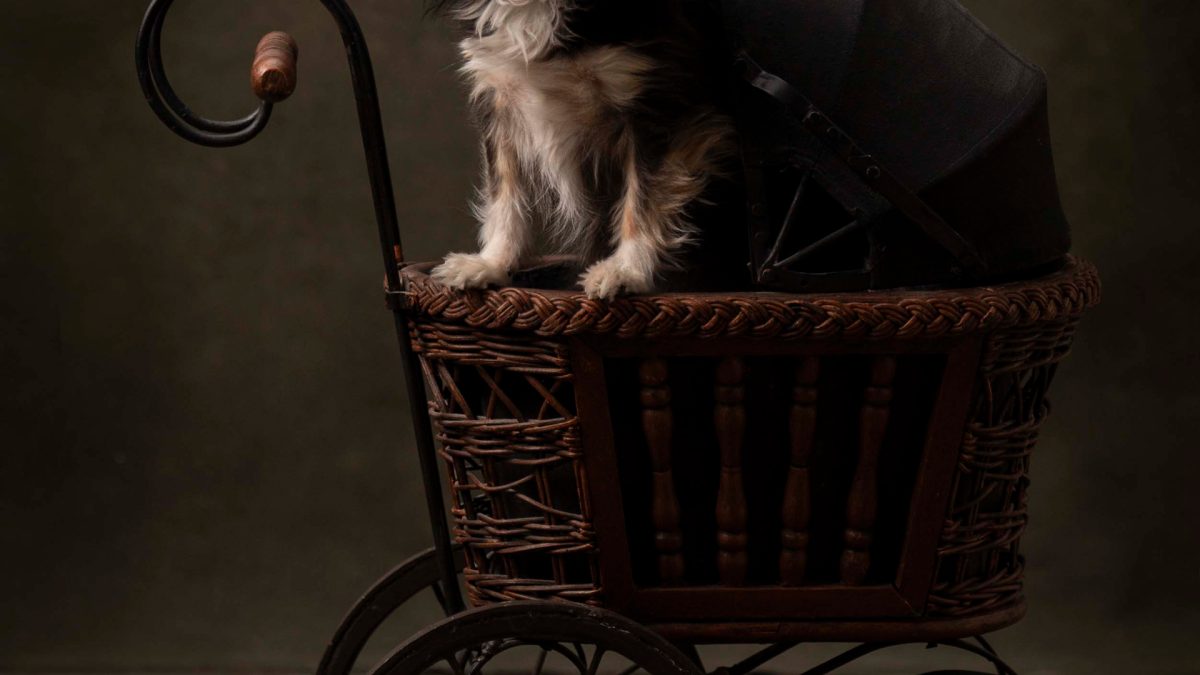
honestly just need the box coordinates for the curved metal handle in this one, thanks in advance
[134,0,466,617]
[252,32,299,103]
[136,0,270,147]
[134,0,404,272]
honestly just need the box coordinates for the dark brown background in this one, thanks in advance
[1,1,1195,673]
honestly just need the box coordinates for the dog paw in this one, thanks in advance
[579,258,654,300]
[431,253,511,290]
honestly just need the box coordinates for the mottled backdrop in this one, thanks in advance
[1,1,1195,673]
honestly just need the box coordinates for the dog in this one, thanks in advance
[428,0,738,299]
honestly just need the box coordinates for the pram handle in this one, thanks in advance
[252,32,299,103]
[134,0,466,616]
[135,0,403,276]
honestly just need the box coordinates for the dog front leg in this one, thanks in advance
[580,139,673,300]
[433,134,529,289]
[579,117,733,299]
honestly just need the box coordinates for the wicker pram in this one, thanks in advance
[395,258,1098,639]
[135,2,1100,672]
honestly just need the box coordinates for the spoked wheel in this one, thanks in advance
[318,546,466,675]
[790,638,1017,675]
[695,636,1017,675]
[368,601,704,675]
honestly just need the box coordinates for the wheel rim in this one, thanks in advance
[318,546,465,675]
[369,601,702,675]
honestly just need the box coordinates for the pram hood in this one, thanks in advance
[719,0,1072,291]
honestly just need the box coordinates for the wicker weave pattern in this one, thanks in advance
[399,259,1100,341]
[411,322,601,605]
[403,258,1100,621]
[927,319,1080,617]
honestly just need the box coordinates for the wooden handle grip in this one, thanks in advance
[251,32,299,103]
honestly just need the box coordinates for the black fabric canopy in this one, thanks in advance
[719,0,1072,291]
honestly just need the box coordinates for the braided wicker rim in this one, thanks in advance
[396,257,1100,341]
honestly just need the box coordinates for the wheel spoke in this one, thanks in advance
[444,652,466,675]
[587,647,608,675]
[544,642,588,673]
[532,648,549,675]
[467,640,513,675]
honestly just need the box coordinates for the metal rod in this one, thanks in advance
[938,639,1019,675]
[764,167,812,268]
[135,0,403,279]
[395,313,466,615]
[796,643,892,675]
[787,640,1020,675]
[773,218,866,270]
[135,0,464,614]
[718,641,802,675]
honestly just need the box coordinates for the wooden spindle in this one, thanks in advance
[841,356,898,585]
[640,358,685,584]
[781,357,820,585]
[715,357,749,586]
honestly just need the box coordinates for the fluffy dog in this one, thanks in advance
[428,0,737,299]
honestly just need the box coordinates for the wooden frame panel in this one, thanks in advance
[571,336,983,623]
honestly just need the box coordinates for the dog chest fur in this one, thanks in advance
[431,0,736,299]
[462,35,654,219]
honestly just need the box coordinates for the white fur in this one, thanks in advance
[452,0,569,62]
[434,137,527,290]
[459,38,654,231]
[432,251,512,288]
[579,238,659,298]
[433,1,733,299]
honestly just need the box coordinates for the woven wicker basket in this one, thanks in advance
[392,257,1100,643]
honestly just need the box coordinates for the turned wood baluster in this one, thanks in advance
[781,357,821,586]
[640,358,685,584]
[715,357,749,586]
[841,356,898,585]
